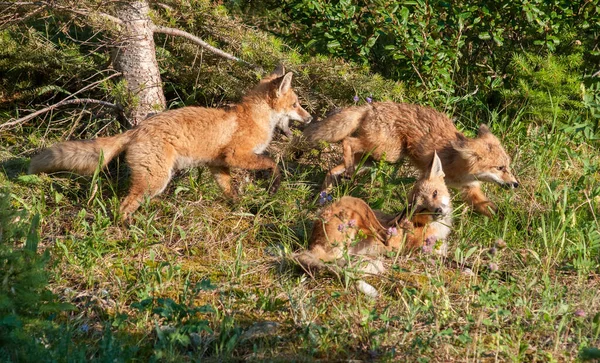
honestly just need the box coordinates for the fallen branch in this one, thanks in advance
[1,99,122,130]
[153,25,261,71]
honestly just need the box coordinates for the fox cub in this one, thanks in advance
[295,152,452,272]
[29,65,312,219]
[304,102,518,217]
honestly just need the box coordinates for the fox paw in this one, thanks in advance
[268,176,281,195]
[475,201,498,217]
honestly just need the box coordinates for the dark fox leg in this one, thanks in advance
[322,153,367,191]
[461,183,497,217]
[209,166,237,199]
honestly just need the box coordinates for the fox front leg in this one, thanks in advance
[461,183,498,217]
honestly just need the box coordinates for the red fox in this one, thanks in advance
[29,65,312,219]
[295,152,452,272]
[304,102,518,217]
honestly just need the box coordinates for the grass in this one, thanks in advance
[1,105,599,362]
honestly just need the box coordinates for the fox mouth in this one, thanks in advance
[416,207,447,218]
[500,181,519,189]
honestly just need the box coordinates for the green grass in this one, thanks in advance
[1,107,599,362]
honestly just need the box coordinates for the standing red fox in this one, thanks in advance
[304,102,518,217]
[29,65,312,219]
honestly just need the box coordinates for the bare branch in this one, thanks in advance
[153,25,261,71]
[1,99,121,130]
[1,72,123,130]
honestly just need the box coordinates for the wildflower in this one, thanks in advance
[574,309,586,318]
[488,262,499,271]
[347,219,357,228]
[495,239,507,248]
[425,236,436,246]
[462,268,475,277]
[366,96,373,103]
[489,247,497,256]
[422,245,433,254]
[353,95,359,102]
[318,191,332,205]
[337,224,345,232]
[386,227,398,236]
[80,324,89,333]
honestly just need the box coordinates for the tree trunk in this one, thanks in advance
[113,1,166,126]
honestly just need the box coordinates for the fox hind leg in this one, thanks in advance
[322,153,369,191]
[119,150,175,220]
[342,137,366,177]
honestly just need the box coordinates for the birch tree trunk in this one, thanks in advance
[113,1,166,126]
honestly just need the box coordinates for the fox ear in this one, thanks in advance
[276,72,293,97]
[427,151,445,180]
[477,124,491,137]
[451,138,479,161]
[270,64,286,78]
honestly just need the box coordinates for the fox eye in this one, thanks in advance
[293,102,298,108]
[433,190,438,198]
[497,166,506,172]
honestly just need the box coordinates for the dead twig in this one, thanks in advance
[1,99,122,130]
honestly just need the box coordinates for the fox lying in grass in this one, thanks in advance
[304,102,518,217]
[29,65,312,219]
[295,152,452,273]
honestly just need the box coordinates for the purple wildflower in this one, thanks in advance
[366,96,373,103]
[421,245,433,254]
[353,95,359,102]
[318,191,333,205]
[489,247,498,256]
[574,309,586,318]
[80,324,89,333]
[488,262,499,271]
[386,227,398,236]
[425,236,436,246]
[337,224,345,232]
[347,219,357,228]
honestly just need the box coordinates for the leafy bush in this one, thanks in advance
[228,0,600,98]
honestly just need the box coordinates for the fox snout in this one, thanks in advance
[299,108,313,124]
[502,180,519,189]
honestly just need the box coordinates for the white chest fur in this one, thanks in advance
[253,110,287,154]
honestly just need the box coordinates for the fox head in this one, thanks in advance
[409,151,452,218]
[451,124,519,189]
[255,65,313,131]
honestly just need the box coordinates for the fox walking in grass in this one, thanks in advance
[304,102,518,217]
[295,152,452,272]
[29,65,312,219]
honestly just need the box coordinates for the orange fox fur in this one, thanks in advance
[295,152,452,272]
[29,65,312,219]
[304,102,518,217]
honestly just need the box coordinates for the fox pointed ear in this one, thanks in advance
[477,124,491,137]
[451,137,479,161]
[428,151,445,180]
[270,64,286,78]
[276,72,293,97]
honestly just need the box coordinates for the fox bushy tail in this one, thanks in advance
[303,105,370,144]
[29,131,133,175]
